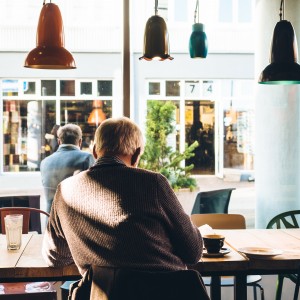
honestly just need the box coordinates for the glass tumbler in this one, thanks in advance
[4,214,23,250]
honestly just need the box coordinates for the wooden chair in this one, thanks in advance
[191,213,264,300]
[0,207,49,234]
[0,195,42,233]
[267,210,300,300]
[191,188,235,214]
[0,207,57,300]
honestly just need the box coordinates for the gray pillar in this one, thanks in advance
[255,0,300,228]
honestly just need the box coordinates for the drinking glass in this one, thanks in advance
[4,214,23,250]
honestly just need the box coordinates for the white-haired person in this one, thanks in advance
[42,117,205,299]
[40,123,95,213]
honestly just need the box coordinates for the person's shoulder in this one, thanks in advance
[61,169,88,185]
[133,167,166,180]
[79,150,94,159]
[40,152,57,165]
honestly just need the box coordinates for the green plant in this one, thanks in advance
[140,100,199,191]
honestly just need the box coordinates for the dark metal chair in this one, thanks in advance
[191,188,235,214]
[267,210,300,300]
[68,266,210,300]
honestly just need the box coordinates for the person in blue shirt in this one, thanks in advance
[40,123,95,213]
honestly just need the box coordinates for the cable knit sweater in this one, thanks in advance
[42,156,203,275]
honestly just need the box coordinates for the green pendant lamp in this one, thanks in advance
[189,0,208,58]
[24,0,76,69]
[139,0,173,61]
[259,0,300,84]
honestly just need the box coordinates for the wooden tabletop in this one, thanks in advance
[219,229,300,274]
[192,229,300,300]
[0,233,80,282]
[2,229,300,300]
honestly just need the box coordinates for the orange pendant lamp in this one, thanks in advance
[87,101,106,127]
[24,0,76,69]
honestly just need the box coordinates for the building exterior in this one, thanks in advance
[0,0,255,196]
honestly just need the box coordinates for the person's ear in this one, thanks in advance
[93,145,98,159]
[58,138,62,145]
[131,147,141,167]
[78,138,82,148]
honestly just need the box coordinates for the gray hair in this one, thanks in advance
[57,124,82,145]
[94,117,144,156]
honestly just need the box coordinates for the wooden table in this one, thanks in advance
[0,234,80,282]
[192,229,300,300]
[1,230,300,300]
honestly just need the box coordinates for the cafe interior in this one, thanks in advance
[0,0,300,299]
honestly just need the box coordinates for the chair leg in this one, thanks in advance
[253,285,257,300]
[276,275,284,300]
[259,284,265,300]
[293,273,300,300]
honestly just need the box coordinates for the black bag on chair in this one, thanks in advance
[69,266,210,300]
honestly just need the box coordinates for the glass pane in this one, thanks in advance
[80,82,92,95]
[158,0,168,21]
[41,80,56,96]
[219,0,233,23]
[185,81,199,97]
[3,99,56,172]
[60,100,112,152]
[23,81,36,95]
[174,0,187,22]
[149,82,160,95]
[238,0,252,23]
[2,80,18,96]
[60,80,75,96]
[166,81,180,97]
[223,107,254,170]
[185,100,215,175]
[203,80,214,97]
[97,80,113,96]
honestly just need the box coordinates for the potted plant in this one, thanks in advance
[140,100,199,193]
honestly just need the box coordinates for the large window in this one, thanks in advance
[1,79,113,173]
[146,79,254,176]
[222,80,255,171]
[218,0,253,24]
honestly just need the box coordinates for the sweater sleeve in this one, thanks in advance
[42,185,74,267]
[156,174,203,264]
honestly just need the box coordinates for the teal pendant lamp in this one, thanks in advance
[189,0,208,59]
[259,0,300,84]
[139,0,173,61]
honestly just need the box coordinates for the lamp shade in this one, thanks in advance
[24,3,76,69]
[87,100,106,126]
[259,20,300,84]
[139,15,173,61]
[189,23,208,58]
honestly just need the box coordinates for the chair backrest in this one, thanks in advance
[88,266,210,300]
[266,210,300,229]
[190,213,246,229]
[0,207,49,234]
[191,188,235,214]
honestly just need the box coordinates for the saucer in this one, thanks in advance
[238,247,283,259]
[203,247,231,257]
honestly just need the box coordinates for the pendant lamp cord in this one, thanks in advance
[279,0,284,20]
[194,0,199,24]
[155,0,158,15]
[43,0,52,5]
